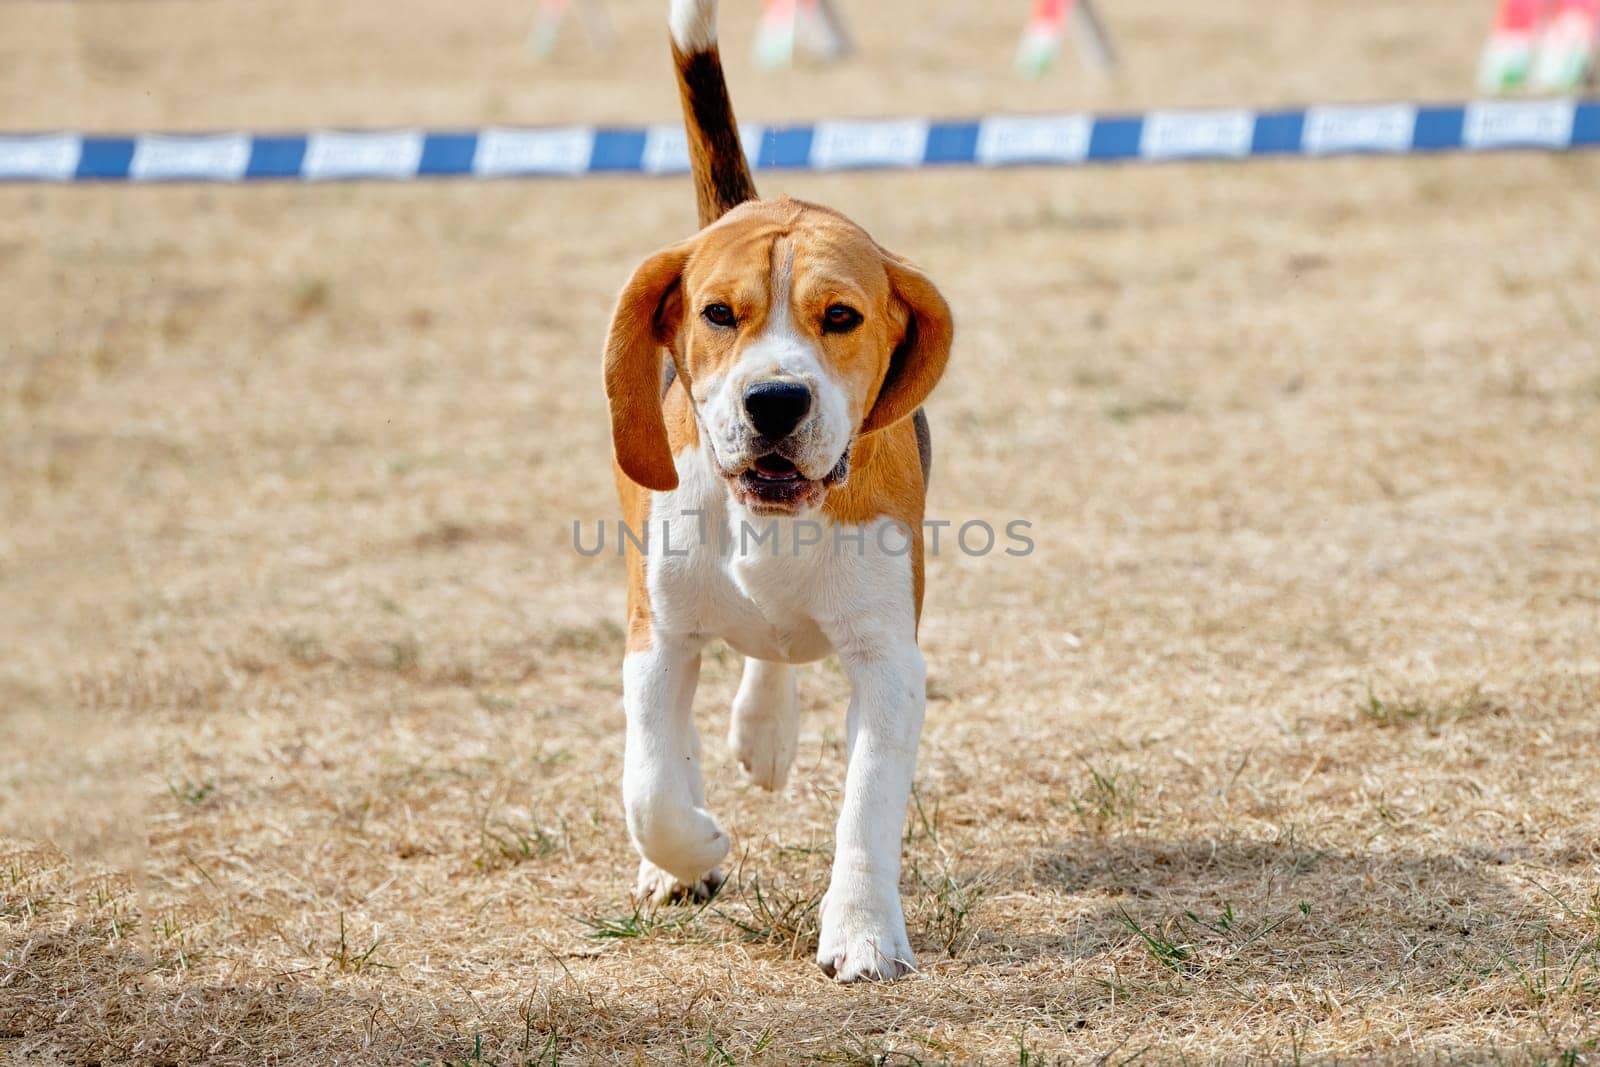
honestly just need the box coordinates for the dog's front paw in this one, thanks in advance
[816,887,916,982]
[625,795,731,886]
[634,859,725,907]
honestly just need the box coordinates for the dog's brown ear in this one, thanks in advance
[604,242,693,491]
[861,256,953,435]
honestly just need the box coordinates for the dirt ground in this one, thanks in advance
[3,0,1599,1063]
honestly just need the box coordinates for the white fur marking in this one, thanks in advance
[621,642,730,885]
[636,444,923,978]
[770,236,795,328]
[669,0,719,52]
[815,636,924,981]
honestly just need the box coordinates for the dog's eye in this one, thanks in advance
[822,304,863,334]
[702,303,737,328]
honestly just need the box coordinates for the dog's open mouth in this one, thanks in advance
[749,454,802,483]
[736,454,818,510]
[724,448,851,514]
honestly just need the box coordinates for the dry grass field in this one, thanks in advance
[4,0,1600,1063]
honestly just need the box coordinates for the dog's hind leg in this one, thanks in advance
[728,657,799,791]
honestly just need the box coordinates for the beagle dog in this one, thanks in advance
[602,0,952,982]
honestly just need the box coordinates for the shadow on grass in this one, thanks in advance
[4,835,1596,1064]
[980,833,1596,988]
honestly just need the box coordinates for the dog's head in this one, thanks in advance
[603,197,951,514]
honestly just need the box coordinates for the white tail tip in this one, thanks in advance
[670,0,718,52]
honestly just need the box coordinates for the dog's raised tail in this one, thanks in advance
[669,0,758,227]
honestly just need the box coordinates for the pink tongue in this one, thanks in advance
[755,456,798,478]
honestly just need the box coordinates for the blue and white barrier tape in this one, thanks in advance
[3,98,1596,183]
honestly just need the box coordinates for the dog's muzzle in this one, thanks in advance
[712,377,851,514]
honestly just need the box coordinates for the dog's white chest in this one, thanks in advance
[645,447,855,664]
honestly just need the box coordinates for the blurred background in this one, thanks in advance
[4,1,1528,131]
[2,2,1598,1063]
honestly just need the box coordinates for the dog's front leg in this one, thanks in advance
[622,638,729,904]
[816,639,925,981]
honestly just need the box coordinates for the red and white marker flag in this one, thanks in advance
[1532,0,1599,89]
[1016,0,1068,77]
[754,0,852,69]
[1479,0,1597,91]
[1479,0,1546,90]
[1016,0,1116,79]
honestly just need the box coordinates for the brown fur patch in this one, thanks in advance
[823,418,930,621]
[603,242,692,492]
[615,381,699,652]
[672,42,758,228]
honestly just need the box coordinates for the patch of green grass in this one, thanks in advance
[475,690,518,712]
[1075,759,1138,823]
[513,1002,564,1067]
[1497,929,1600,1006]
[326,912,391,974]
[908,860,986,958]
[578,900,715,941]
[1527,880,1600,933]
[546,620,625,654]
[1358,686,1430,726]
[905,786,944,848]
[688,1028,736,1067]
[381,636,421,673]
[1538,1039,1598,1067]
[812,1033,948,1066]
[714,876,821,950]
[1118,900,1312,977]
[86,876,123,910]
[1117,906,1197,974]
[524,1033,561,1067]
[0,859,53,919]
[1359,683,1504,729]
[476,814,564,870]
[438,1031,493,1067]
[1104,396,1187,423]
[1073,367,1120,389]
[277,627,330,668]
[166,776,215,806]
[1181,899,1312,953]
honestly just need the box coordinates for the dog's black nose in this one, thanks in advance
[743,380,812,440]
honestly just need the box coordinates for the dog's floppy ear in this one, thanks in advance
[861,255,953,435]
[603,241,694,491]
